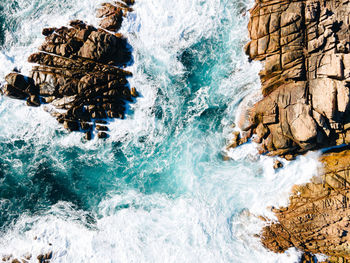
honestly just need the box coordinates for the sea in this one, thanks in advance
[0,0,324,262]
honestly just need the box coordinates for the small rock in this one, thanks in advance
[44,252,52,260]
[26,95,41,107]
[42,27,56,36]
[273,160,283,169]
[63,120,80,131]
[2,255,12,261]
[284,154,295,161]
[85,131,92,140]
[81,122,92,130]
[36,255,43,262]
[98,132,108,139]
[130,87,138,97]
[2,84,28,99]
[123,0,135,6]
[5,73,33,91]
[43,96,56,103]
[222,154,230,161]
[22,253,31,260]
[96,125,108,131]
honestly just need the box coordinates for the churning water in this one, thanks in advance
[0,0,322,262]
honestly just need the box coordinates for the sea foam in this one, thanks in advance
[0,0,322,262]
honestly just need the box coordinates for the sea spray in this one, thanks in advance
[0,0,322,262]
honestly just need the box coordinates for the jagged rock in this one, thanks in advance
[239,0,350,261]
[131,87,138,97]
[262,149,350,262]
[0,2,136,138]
[26,95,41,107]
[273,160,283,170]
[2,84,28,99]
[63,120,79,131]
[97,131,108,139]
[236,0,350,156]
[96,125,108,131]
[85,131,92,140]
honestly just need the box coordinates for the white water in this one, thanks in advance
[0,0,324,262]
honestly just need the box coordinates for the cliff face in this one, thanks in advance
[262,149,350,262]
[240,0,350,261]
[239,0,350,157]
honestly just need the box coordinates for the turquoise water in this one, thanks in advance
[0,0,322,262]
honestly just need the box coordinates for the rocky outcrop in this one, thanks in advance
[262,148,350,262]
[0,1,137,139]
[232,0,350,157]
[236,0,350,261]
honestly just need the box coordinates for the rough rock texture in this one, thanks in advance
[0,1,137,138]
[262,148,350,262]
[238,0,350,261]
[2,251,52,263]
[233,0,350,157]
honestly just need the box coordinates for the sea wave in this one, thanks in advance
[0,0,322,262]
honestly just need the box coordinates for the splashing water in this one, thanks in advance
[0,0,322,262]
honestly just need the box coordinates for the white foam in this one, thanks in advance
[0,0,325,262]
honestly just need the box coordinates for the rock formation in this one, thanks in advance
[2,250,52,263]
[0,1,137,140]
[232,0,350,157]
[262,148,350,262]
[237,0,350,261]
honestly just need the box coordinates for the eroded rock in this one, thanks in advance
[0,1,138,138]
[231,0,350,156]
[262,149,350,262]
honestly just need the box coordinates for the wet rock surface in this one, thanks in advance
[0,1,137,139]
[262,148,350,262]
[237,0,350,262]
[231,0,350,157]
[2,251,52,263]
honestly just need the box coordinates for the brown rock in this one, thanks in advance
[5,73,34,92]
[237,0,350,156]
[273,160,283,169]
[239,1,350,261]
[1,3,137,138]
[96,125,108,131]
[44,252,52,260]
[2,84,28,99]
[97,131,108,139]
[81,122,92,131]
[26,95,41,107]
[131,87,138,97]
[123,0,135,6]
[85,131,92,140]
[63,120,79,131]
[42,27,56,36]
[262,149,350,261]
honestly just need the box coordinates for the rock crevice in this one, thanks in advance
[233,0,350,157]
[237,0,350,262]
[1,1,137,139]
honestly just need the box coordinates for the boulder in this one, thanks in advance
[1,2,136,138]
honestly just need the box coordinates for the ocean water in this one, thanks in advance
[0,0,323,262]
